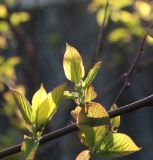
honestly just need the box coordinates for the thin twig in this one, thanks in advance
[112,34,147,105]
[1,94,153,159]
[95,0,110,61]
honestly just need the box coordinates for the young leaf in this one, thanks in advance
[63,43,85,83]
[35,98,50,131]
[84,85,97,102]
[76,150,91,160]
[71,106,81,120]
[32,84,47,110]
[83,61,101,89]
[10,89,32,125]
[32,84,66,131]
[64,91,79,99]
[110,104,120,132]
[97,133,141,158]
[77,102,110,147]
[78,125,95,147]
[47,84,66,119]
[21,136,39,160]
[77,102,110,126]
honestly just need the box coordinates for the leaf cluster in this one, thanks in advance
[63,44,140,160]
[9,43,141,160]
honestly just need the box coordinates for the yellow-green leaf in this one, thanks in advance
[84,85,97,102]
[0,5,8,18]
[10,12,30,26]
[47,84,66,119]
[21,136,39,160]
[32,84,47,110]
[97,133,141,158]
[63,43,85,83]
[10,88,32,125]
[78,102,110,126]
[76,150,91,160]
[83,61,101,89]
[77,102,110,147]
[110,104,120,132]
[63,91,79,99]
[35,98,50,131]
[78,125,95,147]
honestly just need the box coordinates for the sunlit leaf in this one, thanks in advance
[5,57,21,67]
[84,85,97,102]
[10,12,30,26]
[35,98,50,131]
[116,11,140,28]
[88,0,133,12]
[78,125,95,147]
[0,21,9,32]
[32,84,47,111]
[77,102,110,147]
[83,61,101,89]
[146,35,153,45]
[135,1,151,18]
[96,8,110,26]
[0,5,8,18]
[47,84,66,119]
[32,84,66,130]
[110,0,133,10]
[63,43,85,83]
[108,28,131,43]
[110,104,120,132]
[21,136,39,160]
[96,133,141,158]
[10,89,32,125]
[76,150,91,160]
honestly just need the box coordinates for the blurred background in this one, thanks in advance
[0,0,153,159]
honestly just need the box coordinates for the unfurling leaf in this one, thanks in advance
[21,136,39,160]
[31,84,48,128]
[110,104,120,132]
[77,102,110,147]
[96,133,141,158]
[10,89,32,125]
[71,106,81,120]
[35,98,50,131]
[11,83,66,135]
[63,43,85,83]
[32,84,66,130]
[84,85,97,102]
[78,125,95,147]
[76,150,91,160]
[32,84,47,110]
[64,91,79,99]
[47,84,66,119]
[83,61,101,89]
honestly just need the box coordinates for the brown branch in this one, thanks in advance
[112,34,147,105]
[0,94,153,159]
[95,0,110,61]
